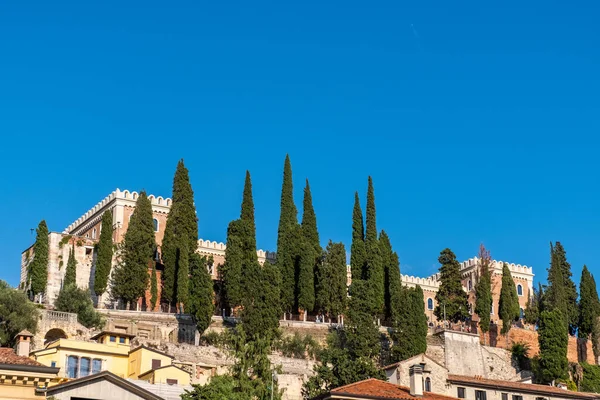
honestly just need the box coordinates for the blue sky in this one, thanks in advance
[1,1,599,288]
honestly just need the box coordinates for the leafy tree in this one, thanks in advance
[0,281,38,347]
[161,159,199,306]
[475,244,493,336]
[499,262,520,335]
[149,263,158,311]
[581,363,600,393]
[391,285,428,362]
[63,245,77,288]
[315,241,348,318]
[187,254,214,335]
[29,220,49,298]
[94,210,113,296]
[579,266,600,338]
[112,191,156,308]
[545,242,569,331]
[434,248,469,322]
[380,231,401,322]
[537,309,568,384]
[350,192,366,281]
[276,155,299,313]
[364,177,384,316]
[55,284,103,329]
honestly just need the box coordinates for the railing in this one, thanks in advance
[41,310,78,324]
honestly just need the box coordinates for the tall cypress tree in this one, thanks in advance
[546,242,568,330]
[391,285,428,362]
[161,159,199,305]
[346,280,381,360]
[498,263,520,335]
[176,238,190,308]
[94,210,113,296]
[301,179,321,255]
[434,248,469,322]
[380,231,401,322]
[187,254,214,334]
[297,179,319,315]
[553,242,578,335]
[578,266,600,338]
[29,220,49,298]
[350,192,366,282]
[112,191,156,308]
[315,241,348,318]
[222,219,245,309]
[63,245,77,288]
[538,309,568,384]
[276,155,299,313]
[475,244,493,336]
[364,177,384,316]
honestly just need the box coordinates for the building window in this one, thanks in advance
[119,337,126,344]
[517,284,523,296]
[51,361,57,368]
[491,304,494,315]
[92,359,102,374]
[468,280,473,291]
[167,379,178,385]
[512,396,523,400]
[110,336,116,342]
[92,228,97,239]
[424,377,431,392]
[153,218,159,232]
[520,308,525,319]
[67,355,79,378]
[475,390,487,400]
[427,298,434,310]
[457,387,466,399]
[502,393,508,400]
[152,359,161,369]
[80,357,91,377]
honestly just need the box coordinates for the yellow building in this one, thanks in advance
[30,331,190,385]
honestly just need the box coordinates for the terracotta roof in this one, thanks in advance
[447,375,599,399]
[318,378,460,400]
[0,348,44,367]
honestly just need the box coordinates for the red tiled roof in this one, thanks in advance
[0,348,44,367]
[447,375,599,399]
[326,378,460,400]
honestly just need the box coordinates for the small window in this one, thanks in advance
[468,280,473,291]
[119,337,126,344]
[512,396,523,400]
[166,378,178,385]
[475,390,487,400]
[502,393,508,400]
[92,359,102,374]
[152,359,161,369]
[109,336,116,342]
[92,228,97,239]
[457,387,466,399]
[424,377,431,392]
[517,284,523,296]
[153,218,159,232]
[491,304,494,315]
[80,357,91,377]
[427,298,434,310]
[86,247,93,256]
[51,361,57,368]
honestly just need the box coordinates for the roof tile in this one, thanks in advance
[330,378,459,400]
[0,348,44,367]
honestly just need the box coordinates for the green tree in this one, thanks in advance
[94,210,113,296]
[150,263,158,311]
[578,266,600,338]
[545,243,568,330]
[0,281,39,347]
[475,244,493,336]
[63,245,77,288]
[112,191,156,308]
[537,309,568,384]
[380,231,401,322]
[345,280,381,359]
[434,248,469,322]
[364,177,384,316]
[29,220,49,299]
[276,155,299,314]
[55,284,103,329]
[391,285,428,362]
[161,159,199,306]
[553,242,578,335]
[222,219,245,309]
[187,254,214,335]
[581,363,600,393]
[297,237,315,314]
[315,241,348,318]
[499,262,520,335]
[350,192,366,281]
[301,179,321,256]
[524,284,541,326]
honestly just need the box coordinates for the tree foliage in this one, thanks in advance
[475,244,493,334]
[578,266,600,338]
[222,219,245,309]
[537,309,568,384]
[581,363,600,393]
[187,254,214,335]
[63,245,77,288]
[499,262,520,335]
[298,179,320,315]
[350,192,366,281]
[0,281,39,347]
[434,248,469,322]
[546,242,577,333]
[524,284,542,326]
[390,285,428,362]
[29,220,49,297]
[380,231,401,322]
[364,177,384,316]
[315,241,348,318]
[112,191,156,307]
[150,263,158,311]
[55,284,103,329]
[553,242,579,335]
[94,210,113,296]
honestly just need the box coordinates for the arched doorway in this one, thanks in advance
[45,328,67,344]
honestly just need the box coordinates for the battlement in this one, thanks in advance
[401,274,441,289]
[460,256,534,277]
[197,238,275,260]
[63,188,172,234]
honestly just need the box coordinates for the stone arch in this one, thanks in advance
[45,328,68,344]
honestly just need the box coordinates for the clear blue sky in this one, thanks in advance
[1,1,599,288]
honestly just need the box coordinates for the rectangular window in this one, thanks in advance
[109,336,116,342]
[51,361,57,368]
[67,356,79,378]
[457,387,466,399]
[502,393,508,400]
[166,379,178,385]
[80,357,91,377]
[152,359,161,369]
[512,396,523,400]
[92,359,102,374]
[475,390,487,400]
[119,337,126,344]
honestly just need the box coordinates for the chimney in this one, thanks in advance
[15,330,34,357]
[409,364,424,397]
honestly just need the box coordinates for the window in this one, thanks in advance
[457,387,466,399]
[491,304,494,315]
[51,361,57,368]
[520,308,525,319]
[475,390,487,400]
[67,356,79,378]
[92,359,102,374]
[502,393,508,400]
[166,379,178,385]
[92,228,97,239]
[109,336,116,342]
[427,298,434,310]
[152,359,161,369]
[468,280,473,291]
[80,357,91,377]
[512,396,523,400]
[153,218,159,232]
[119,337,126,344]
[424,377,431,392]
[517,284,523,296]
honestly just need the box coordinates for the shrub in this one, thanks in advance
[274,332,320,360]
[200,330,232,349]
[55,284,103,329]
[511,341,531,371]
[581,363,600,393]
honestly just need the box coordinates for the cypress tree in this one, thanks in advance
[538,309,568,384]
[150,263,158,311]
[112,191,156,308]
[346,280,381,359]
[524,285,541,326]
[578,266,600,338]
[188,254,214,334]
[297,237,315,314]
[553,242,579,335]
[63,245,77,288]
[93,210,113,296]
[176,238,190,309]
[499,263,520,335]
[222,219,245,309]
[380,231,401,322]
[391,285,428,362]
[475,244,493,336]
[301,179,321,255]
[546,242,568,330]
[315,241,348,318]
[350,192,366,281]
[161,159,198,305]
[364,177,384,316]
[29,220,49,298]
[276,155,299,313]
[434,248,469,322]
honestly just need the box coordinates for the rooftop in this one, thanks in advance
[0,348,45,367]
[316,378,460,400]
